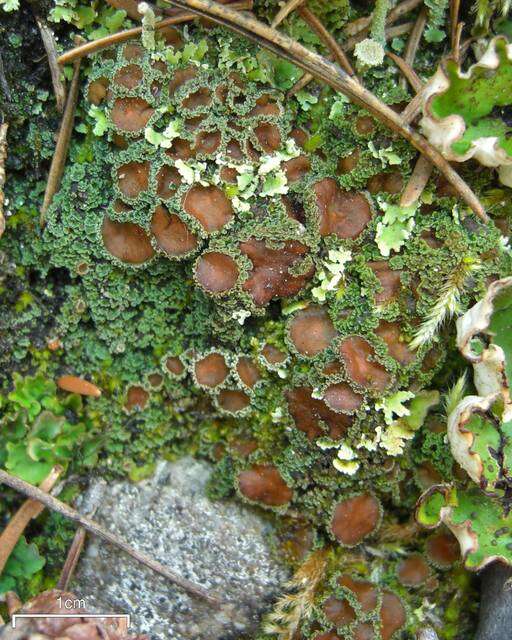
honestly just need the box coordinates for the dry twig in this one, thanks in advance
[58,531,87,590]
[271,0,306,28]
[400,86,425,123]
[0,466,63,577]
[0,122,7,238]
[401,6,427,89]
[386,50,422,92]
[400,154,434,206]
[40,53,82,226]
[450,0,461,57]
[343,0,423,38]
[287,22,414,97]
[57,481,106,590]
[452,21,464,64]
[165,0,486,220]
[0,468,222,608]
[297,6,355,75]
[286,72,314,97]
[57,1,252,65]
[343,20,413,51]
[33,15,67,112]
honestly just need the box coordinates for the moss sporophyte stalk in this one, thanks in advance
[1,0,512,638]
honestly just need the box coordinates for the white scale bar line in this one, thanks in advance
[12,614,130,628]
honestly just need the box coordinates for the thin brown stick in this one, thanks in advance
[57,481,105,590]
[395,29,434,208]
[107,0,237,20]
[0,469,222,608]
[287,72,314,97]
[400,154,434,206]
[403,6,427,68]
[344,14,372,38]
[401,6,427,89]
[271,0,306,28]
[40,54,82,226]
[452,21,464,64]
[450,0,461,55]
[164,0,487,221]
[344,0,422,37]
[0,467,62,576]
[57,1,251,66]
[34,15,66,112]
[297,6,355,75]
[386,50,422,92]
[288,22,414,97]
[385,0,424,26]
[343,20,413,51]
[400,87,425,123]
[57,528,88,590]
[0,122,7,239]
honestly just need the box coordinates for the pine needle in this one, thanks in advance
[410,259,481,350]
[264,549,328,639]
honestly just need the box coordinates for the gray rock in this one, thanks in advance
[475,562,512,640]
[73,457,289,640]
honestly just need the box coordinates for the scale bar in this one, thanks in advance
[12,614,131,629]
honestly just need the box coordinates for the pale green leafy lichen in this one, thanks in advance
[375,202,417,257]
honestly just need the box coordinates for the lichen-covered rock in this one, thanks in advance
[73,458,288,640]
[18,19,510,640]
